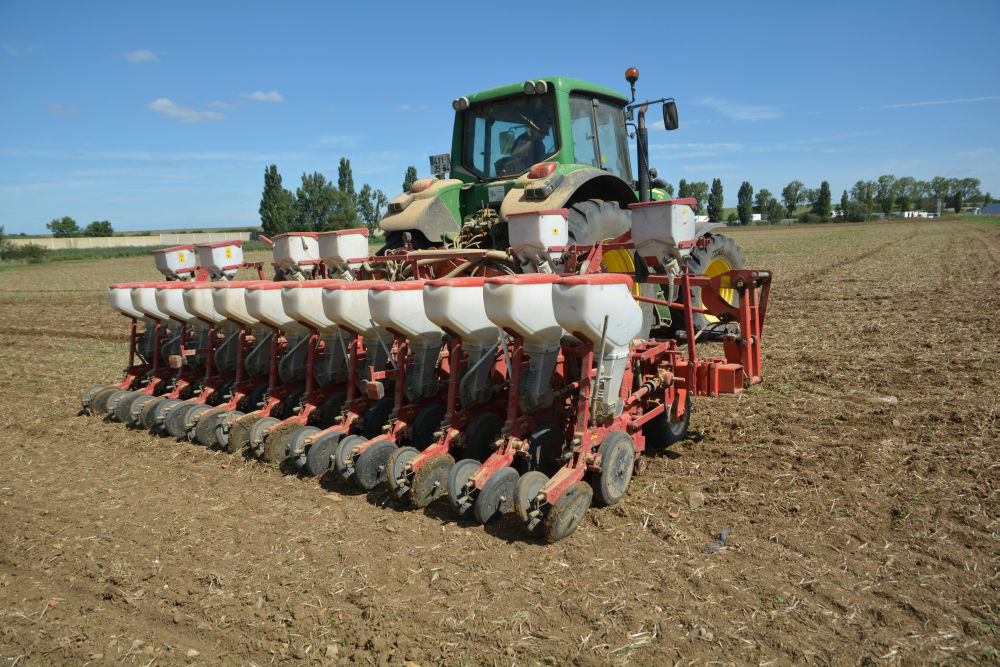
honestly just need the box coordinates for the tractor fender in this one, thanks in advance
[694,221,729,239]
[379,178,463,243]
[500,168,638,219]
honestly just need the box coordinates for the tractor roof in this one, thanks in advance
[465,76,628,105]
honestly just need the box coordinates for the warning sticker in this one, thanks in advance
[488,184,505,203]
[225,247,232,259]
[178,251,185,262]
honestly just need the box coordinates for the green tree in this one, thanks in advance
[764,198,785,224]
[812,181,832,220]
[294,172,357,232]
[677,179,689,199]
[46,216,79,237]
[260,165,294,237]
[781,180,804,214]
[876,174,896,215]
[895,176,916,213]
[402,166,418,193]
[754,188,772,213]
[706,178,724,222]
[688,181,709,215]
[840,190,849,220]
[930,176,951,211]
[737,181,753,225]
[851,180,876,219]
[356,184,390,232]
[957,177,982,204]
[338,157,355,201]
[984,192,993,206]
[83,220,114,236]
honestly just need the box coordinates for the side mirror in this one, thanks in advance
[499,130,515,155]
[662,101,679,131]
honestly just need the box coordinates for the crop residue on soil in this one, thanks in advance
[1,219,998,664]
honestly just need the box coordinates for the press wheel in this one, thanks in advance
[218,411,246,451]
[194,407,229,446]
[386,446,419,501]
[591,430,635,506]
[91,387,122,415]
[516,471,549,532]
[354,440,397,490]
[543,481,593,543]
[250,416,280,459]
[473,467,518,524]
[333,434,366,484]
[448,458,481,520]
[305,431,341,476]
[288,426,320,469]
[229,412,263,453]
[410,454,455,508]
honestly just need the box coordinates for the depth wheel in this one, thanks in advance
[128,394,158,427]
[139,397,166,431]
[448,458,481,520]
[410,454,455,508]
[473,467,519,524]
[194,407,229,446]
[463,412,503,462]
[410,403,446,450]
[288,426,320,469]
[591,430,635,506]
[334,434,366,484]
[164,402,197,439]
[81,384,106,413]
[544,481,593,543]
[105,391,133,420]
[354,440,397,490]
[362,396,394,439]
[218,411,245,451]
[250,417,281,459]
[305,431,341,476]
[113,392,146,424]
[516,471,549,534]
[91,387,122,415]
[387,446,419,501]
[151,398,183,434]
[183,404,213,441]
[229,412,263,453]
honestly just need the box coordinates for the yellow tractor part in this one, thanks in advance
[600,246,641,297]
[701,256,735,323]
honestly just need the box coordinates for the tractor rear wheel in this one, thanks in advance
[677,234,745,333]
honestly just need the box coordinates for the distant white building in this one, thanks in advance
[902,211,931,218]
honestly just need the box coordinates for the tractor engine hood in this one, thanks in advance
[380,178,463,243]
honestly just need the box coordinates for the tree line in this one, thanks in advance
[678,175,990,225]
[259,159,406,237]
[44,217,115,237]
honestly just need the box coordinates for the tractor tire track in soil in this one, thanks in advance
[0,220,998,664]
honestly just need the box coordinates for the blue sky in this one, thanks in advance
[1,0,998,234]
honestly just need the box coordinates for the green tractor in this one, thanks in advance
[379,67,745,332]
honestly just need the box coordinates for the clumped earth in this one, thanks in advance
[1,219,998,664]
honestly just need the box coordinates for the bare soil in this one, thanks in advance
[1,219,998,664]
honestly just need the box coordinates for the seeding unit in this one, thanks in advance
[84,200,770,542]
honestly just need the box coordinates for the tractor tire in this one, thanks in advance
[678,234,745,334]
[567,198,655,338]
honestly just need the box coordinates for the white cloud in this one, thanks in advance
[147,98,225,123]
[124,49,158,64]
[47,104,78,116]
[241,90,284,102]
[652,142,746,158]
[208,100,235,109]
[860,96,1000,110]
[694,97,781,121]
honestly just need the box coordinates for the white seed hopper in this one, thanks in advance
[155,282,202,326]
[108,282,150,321]
[130,283,176,323]
[212,281,270,330]
[281,279,343,334]
[368,280,443,345]
[245,283,311,334]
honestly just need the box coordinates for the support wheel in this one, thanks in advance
[643,394,691,448]
[305,431,341,476]
[105,391,133,420]
[448,458,481,520]
[217,411,245,450]
[194,407,229,446]
[333,434,366,484]
[387,446,419,501]
[250,417,281,459]
[410,404,446,450]
[182,404,213,441]
[544,481,593,543]
[82,384,106,413]
[516,471,549,528]
[362,396,394,439]
[288,426,320,469]
[264,421,302,463]
[229,412,263,453]
[473,467,518,524]
[410,454,455,508]
[354,440,397,490]
[591,430,635,506]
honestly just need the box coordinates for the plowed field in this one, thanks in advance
[1,218,998,664]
